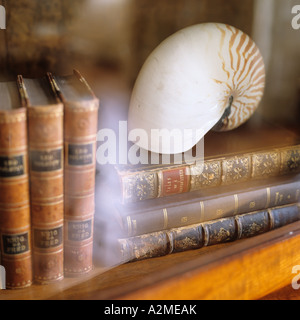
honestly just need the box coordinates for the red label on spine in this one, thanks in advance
[161,167,190,196]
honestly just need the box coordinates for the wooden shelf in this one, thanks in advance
[2,220,300,300]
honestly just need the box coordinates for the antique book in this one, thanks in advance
[115,175,300,237]
[49,70,99,276]
[118,203,300,262]
[0,81,32,288]
[18,75,64,284]
[116,119,300,204]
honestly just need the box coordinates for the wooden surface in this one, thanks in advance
[1,220,300,300]
[261,284,300,300]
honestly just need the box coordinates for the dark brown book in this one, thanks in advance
[116,119,300,204]
[0,81,32,288]
[49,70,99,276]
[118,203,300,262]
[116,175,300,237]
[18,75,64,284]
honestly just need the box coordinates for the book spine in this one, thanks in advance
[0,109,32,288]
[120,144,300,203]
[62,95,99,276]
[118,203,300,262]
[121,179,300,236]
[27,103,64,284]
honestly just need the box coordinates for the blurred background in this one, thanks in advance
[0,0,299,125]
[0,0,299,268]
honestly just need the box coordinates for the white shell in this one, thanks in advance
[128,23,265,154]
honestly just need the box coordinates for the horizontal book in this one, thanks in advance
[115,119,300,203]
[118,203,300,262]
[115,175,300,237]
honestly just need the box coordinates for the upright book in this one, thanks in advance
[116,120,300,204]
[18,75,64,284]
[0,81,32,288]
[49,70,99,276]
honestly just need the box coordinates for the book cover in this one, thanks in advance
[116,119,300,204]
[49,70,99,276]
[116,174,300,237]
[0,81,32,289]
[118,203,300,262]
[18,75,64,284]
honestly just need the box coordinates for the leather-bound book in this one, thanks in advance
[18,75,64,284]
[116,119,300,204]
[118,203,300,262]
[115,174,300,237]
[49,70,99,276]
[0,81,32,288]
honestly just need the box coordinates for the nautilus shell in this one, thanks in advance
[128,23,265,154]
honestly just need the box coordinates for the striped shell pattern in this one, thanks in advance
[212,24,265,131]
[128,23,266,154]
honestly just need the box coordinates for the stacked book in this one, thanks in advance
[0,70,99,289]
[112,120,300,262]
